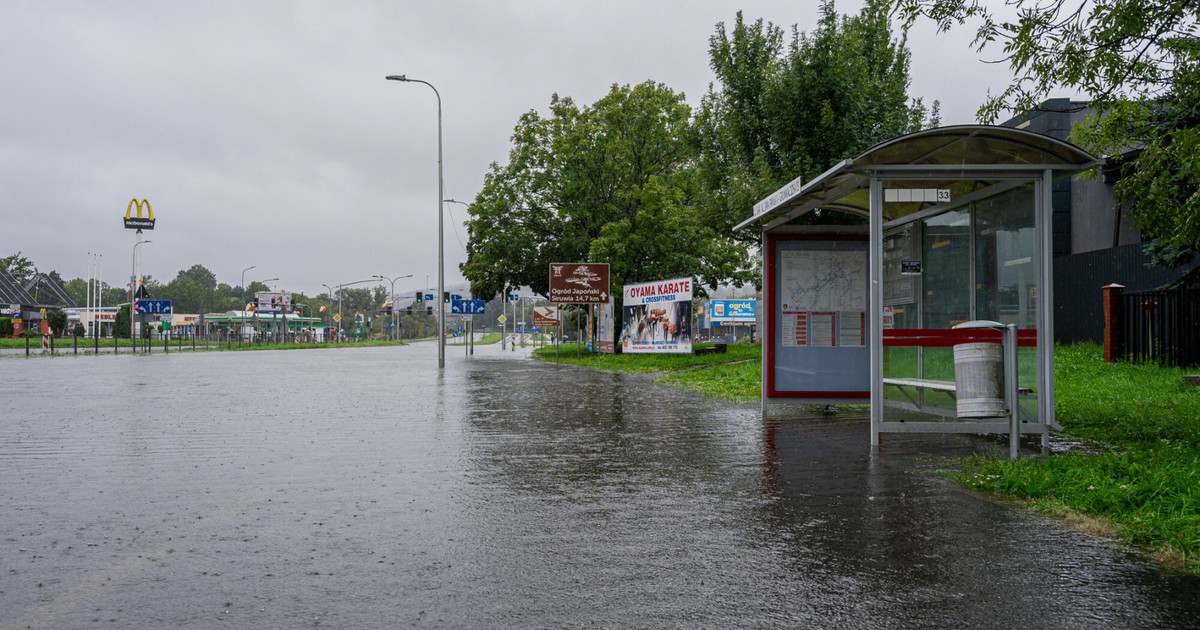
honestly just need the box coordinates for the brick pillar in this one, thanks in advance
[1102,283,1125,362]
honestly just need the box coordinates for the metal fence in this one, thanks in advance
[1054,243,1199,344]
[1120,286,1200,367]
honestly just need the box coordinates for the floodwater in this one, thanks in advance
[1,343,1197,629]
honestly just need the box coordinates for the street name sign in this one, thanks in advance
[548,263,610,304]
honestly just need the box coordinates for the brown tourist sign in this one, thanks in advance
[548,263,611,304]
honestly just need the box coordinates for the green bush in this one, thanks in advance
[0,317,12,337]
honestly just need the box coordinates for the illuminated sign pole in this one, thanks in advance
[124,199,155,349]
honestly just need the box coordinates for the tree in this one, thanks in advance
[158,275,206,314]
[63,278,88,307]
[463,81,755,303]
[177,264,217,291]
[697,1,938,242]
[0,252,35,285]
[894,0,1199,281]
[114,304,131,338]
[46,309,67,336]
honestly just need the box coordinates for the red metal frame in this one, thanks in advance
[882,328,1038,347]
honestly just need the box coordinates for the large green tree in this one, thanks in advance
[894,0,1199,280]
[697,1,938,242]
[463,81,754,301]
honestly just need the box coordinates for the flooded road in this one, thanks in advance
[2,343,1197,628]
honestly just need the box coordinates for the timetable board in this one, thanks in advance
[767,235,870,400]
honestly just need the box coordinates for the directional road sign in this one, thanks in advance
[548,263,610,304]
[451,299,487,315]
[134,299,172,315]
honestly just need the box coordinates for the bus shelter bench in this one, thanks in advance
[881,328,1037,419]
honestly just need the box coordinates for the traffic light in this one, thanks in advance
[426,306,433,315]
[415,291,423,304]
[443,291,450,303]
[406,307,412,316]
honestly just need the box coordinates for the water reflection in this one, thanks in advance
[0,345,1196,628]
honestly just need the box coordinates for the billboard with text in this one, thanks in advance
[620,277,692,354]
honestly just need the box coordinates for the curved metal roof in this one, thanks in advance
[854,124,1096,168]
[738,125,1099,231]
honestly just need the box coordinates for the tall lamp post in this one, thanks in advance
[240,265,256,342]
[334,278,376,342]
[387,74,445,368]
[246,276,278,342]
[374,273,413,341]
[130,239,152,347]
[321,283,334,339]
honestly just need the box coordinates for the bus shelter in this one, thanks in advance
[735,126,1097,456]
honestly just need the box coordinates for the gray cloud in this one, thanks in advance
[1,0,1019,299]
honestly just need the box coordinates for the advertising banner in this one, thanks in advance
[620,277,692,354]
[709,299,756,324]
[255,292,291,314]
[596,299,615,354]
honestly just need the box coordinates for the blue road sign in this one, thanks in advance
[509,294,519,301]
[451,299,487,315]
[134,299,173,315]
[425,293,435,302]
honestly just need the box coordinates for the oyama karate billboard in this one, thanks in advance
[621,277,692,354]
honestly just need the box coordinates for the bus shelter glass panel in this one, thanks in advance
[973,183,1040,421]
[881,182,1042,425]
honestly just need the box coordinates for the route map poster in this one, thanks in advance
[768,235,869,399]
[779,249,866,348]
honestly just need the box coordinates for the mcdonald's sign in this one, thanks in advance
[124,198,155,230]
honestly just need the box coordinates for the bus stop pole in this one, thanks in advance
[869,176,884,447]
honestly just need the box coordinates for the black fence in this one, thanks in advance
[1054,243,1199,344]
[1120,286,1200,367]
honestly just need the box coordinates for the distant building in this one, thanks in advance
[0,268,50,336]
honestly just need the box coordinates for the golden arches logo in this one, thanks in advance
[126,198,153,221]
[123,198,156,230]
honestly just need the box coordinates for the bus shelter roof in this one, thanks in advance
[734,125,1099,232]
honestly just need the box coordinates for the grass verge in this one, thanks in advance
[950,342,1200,572]
[533,342,761,401]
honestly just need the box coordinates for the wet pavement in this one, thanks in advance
[2,342,1197,628]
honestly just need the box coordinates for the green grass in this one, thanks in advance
[533,343,761,400]
[953,342,1200,572]
[0,337,138,350]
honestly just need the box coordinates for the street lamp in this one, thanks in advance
[130,239,151,346]
[240,265,256,341]
[246,276,278,342]
[387,73,445,368]
[374,273,413,341]
[334,278,376,342]
[321,283,334,338]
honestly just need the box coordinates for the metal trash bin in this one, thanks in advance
[952,320,1006,418]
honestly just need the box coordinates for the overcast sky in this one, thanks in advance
[1,1,1019,299]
